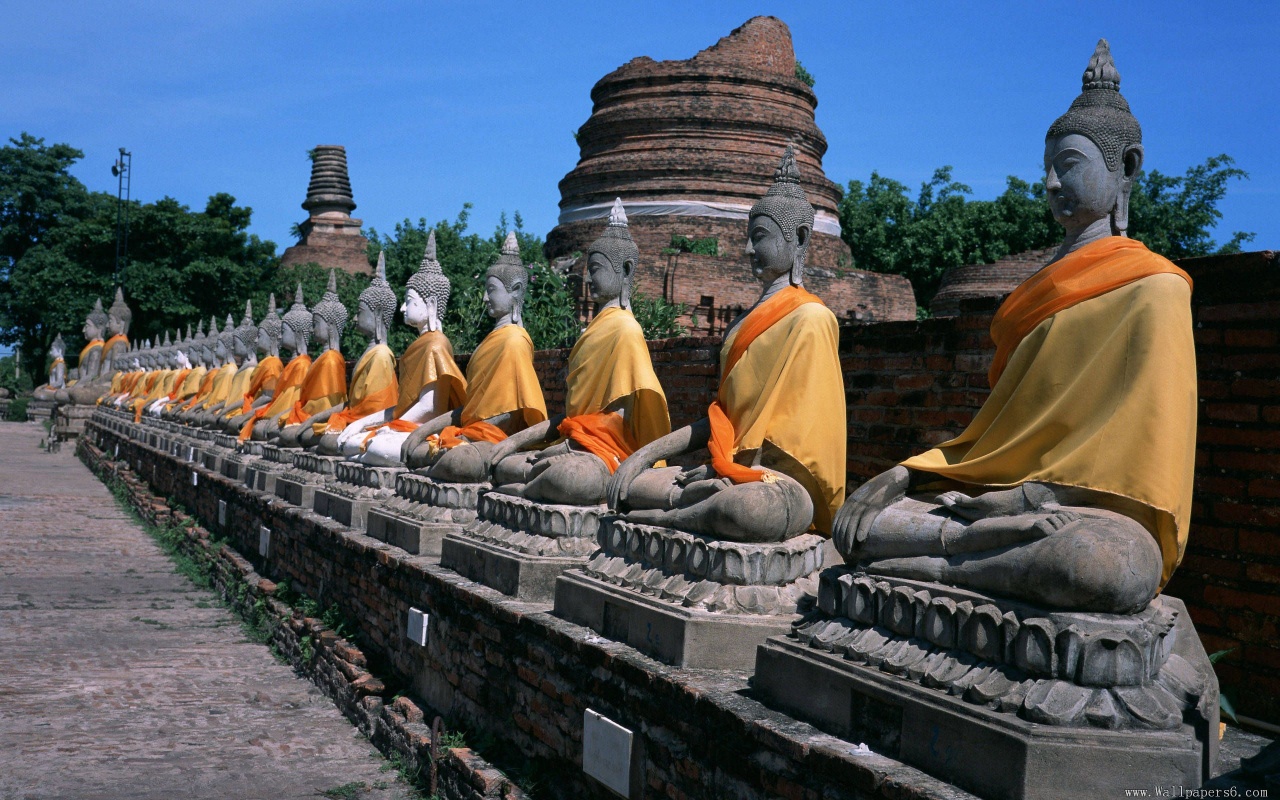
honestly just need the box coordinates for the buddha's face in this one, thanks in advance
[256,328,272,353]
[1044,133,1126,236]
[746,214,797,284]
[484,276,515,320]
[281,323,297,352]
[313,314,330,345]
[587,252,624,305]
[50,342,63,358]
[232,335,247,358]
[402,289,435,330]
[356,300,377,337]
[214,339,228,361]
[108,314,125,337]
[83,318,102,341]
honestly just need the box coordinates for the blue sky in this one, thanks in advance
[5,1,1277,256]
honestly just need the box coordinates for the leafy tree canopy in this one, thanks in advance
[839,155,1253,306]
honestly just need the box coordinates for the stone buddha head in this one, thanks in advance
[186,320,205,367]
[232,300,257,363]
[404,229,449,333]
[50,333,65,361]
[312,269,348,352]
[107,287,133,338]
[215,314,236,364]
[1045,39,1143,239]
[484,231,528,326]
[587,198,639,311]
[748,145,815,287]
[257,294,283,357]
[357,251,397,343]
[83,298,108,342]
[282,282,313,356]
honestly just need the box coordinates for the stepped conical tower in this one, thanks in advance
[280,145,370,275]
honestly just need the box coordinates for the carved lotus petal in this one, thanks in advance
[1022,680,1089,725]
[1080,635,1147,687]
[923,596,957,649]
[1112,684,1181,729]
[1014,619,1057,677]
[1083,688,1123,729]
[881,639,933,676]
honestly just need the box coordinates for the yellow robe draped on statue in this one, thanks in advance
[239,354,311,440]
[217,365,257,417]
[556,307,670,473]
[100,334,129,376]
[134,370,177,421]
[714,286,846,535]
[238,355,283,415]
[168,366,207,411]
[431,324,546,448]
[179,368,217,411]
[285,349,346,425]
[199,363,238,410]
[901,238,1196,589]
[365,331,467,442]
[320,344,398,435]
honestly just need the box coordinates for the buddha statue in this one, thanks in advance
[225,294,285,434]
[315,252,401,457]
[245,283,314,442]
[606,147,846,542]
[33,334,67,401]
[358,230,467,466]
[488,200,670,506]
[188,314,239,426]
[399,231,547,481]
[57,298,107,405]
[203,301,260,423]
[831,40,1195,615]
[166,321,209,416]
[176,317,222,420]
[101,287,133,379]
[131,331,176,422]
[146,328,194,417]
[276,270,348,448]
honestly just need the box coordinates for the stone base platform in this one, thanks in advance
[366,474,485,558]
[274,452,342,508]
[753,570,1219,799]
[55,404,95,440]
[27,397,57,421]
[554,519,826,670]
[313,462,404,530]
[244,444,297,494]
[440,493,606,603]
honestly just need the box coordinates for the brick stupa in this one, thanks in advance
[280,145,370,275]
[545,17,915,326]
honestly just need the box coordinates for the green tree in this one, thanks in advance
[0,133,89,265]
[839,155,1252,307]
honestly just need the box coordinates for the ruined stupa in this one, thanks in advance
[545,16,916,325]
[280,145,371,275]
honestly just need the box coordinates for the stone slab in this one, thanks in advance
[274,473,326,509]
[554,570,799,670]
[312,489,376,530]
[440,533,579,603]
[754,634,1207,799]
[366,509,457,558]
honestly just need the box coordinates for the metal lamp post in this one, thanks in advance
[112,149,132,286]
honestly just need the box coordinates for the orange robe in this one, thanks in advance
[706,285,846,535]
[239,354,312,441]
[320,344,398,435]
[285,348,346,425]
[237,355,284,415]
[433,324,546,448]
[902,237,1196,588]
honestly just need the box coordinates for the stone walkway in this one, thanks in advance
[0,422,411,800]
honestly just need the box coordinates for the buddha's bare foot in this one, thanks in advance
[425,442,494,483]
[315,432,341,456]
[626,475,813,542]
[937,489,1026,521]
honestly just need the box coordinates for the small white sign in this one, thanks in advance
[407,607,429,647]
[114,444,119,458]
[191,471,198,486]
[583,708,633,797]
[217,500,227,527]
[258,526,271,557]
[187,446,195,462]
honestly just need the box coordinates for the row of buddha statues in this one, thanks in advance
[62,40,1196,619]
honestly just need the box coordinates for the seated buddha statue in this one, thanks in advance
[165,322,211,417]
[832,40,1195,615]
[488,200,670,506]
[55,298,107,405]
[357,231,467,466]
[399,231,547,481]
[244,284,314,442]
[276,270,348,449]
[225,294,285,434]
[184,315,238,426]
[315,253,401,457]
[203,302,261,425]
[131,332,179,422]
[607,148,846,542]
[33,334,67,402]
[69,289,132,405]
[146,328,195,417]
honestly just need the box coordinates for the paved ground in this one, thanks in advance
[0,421,412,800]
